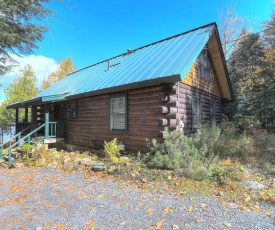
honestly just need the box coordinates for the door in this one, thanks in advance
[54,104,64,137]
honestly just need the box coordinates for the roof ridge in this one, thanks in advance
[68,22,217,76]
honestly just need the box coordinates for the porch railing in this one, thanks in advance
[0,123,36,160]
[1,122,60,167]
[16,122,35,134]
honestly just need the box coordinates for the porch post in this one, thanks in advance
[31,106,37,124]
[15,108,19,133]
[24,107,28,122]
[45,104,49,139]
[15,108,19,122]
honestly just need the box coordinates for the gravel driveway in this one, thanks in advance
[0,168,274,230]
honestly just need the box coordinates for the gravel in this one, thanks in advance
[0,168,274,230]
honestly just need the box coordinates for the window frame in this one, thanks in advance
[191,94,202,132]
[66,101,77,120]
[108,93,127,132]
[209,99,216,123]
[197,49,211,83]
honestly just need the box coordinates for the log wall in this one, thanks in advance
[64,86,170,152]
[178,82,223,135]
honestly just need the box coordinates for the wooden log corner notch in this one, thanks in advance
[159,106,177,115]
[158,94,177,104]
[159,119,177,128]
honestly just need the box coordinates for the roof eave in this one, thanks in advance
[67,74,181,100]
[7,97,42,109]
[213,25,234,102]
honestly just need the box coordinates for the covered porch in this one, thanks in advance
[6,93,69,141]
[13,104,64,139]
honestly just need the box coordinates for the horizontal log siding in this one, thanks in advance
[64,86,167,152]
[178,82,223,135]
[182,51,223,98]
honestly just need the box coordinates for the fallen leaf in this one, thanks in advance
[187,206,193,212]
[219,198,228,206]
[195,218,202,223]
[55,224,67,230]
[155,221,162,228]
[84,219,96,229]
[198,203,206,208]
[224,222,231,228]
[141,183,148,189]
[43,221,54,227]
[184,223,190,227]
[237,205,250,211]
[172,224,179,229]
[147,208,153,217]
[97,194,104,199]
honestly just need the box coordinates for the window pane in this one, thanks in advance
[192,96,201,130]
[110,96,126,130]
[112,113,125,129]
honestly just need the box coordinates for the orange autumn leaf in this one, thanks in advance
[147,208,153,217]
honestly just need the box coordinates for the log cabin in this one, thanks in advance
[6,22,233,153]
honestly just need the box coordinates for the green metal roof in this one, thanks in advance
[8,23,230,109]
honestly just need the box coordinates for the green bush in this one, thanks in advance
[146,128,215,180]
[193,121,250,159]
[104,138,120,163]
[146,121,254,181]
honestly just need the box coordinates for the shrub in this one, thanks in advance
[232,113,260,131]
[209,159,245,185]
[146,128,215,180]
[192,121,250,159]
[104,138,120,163]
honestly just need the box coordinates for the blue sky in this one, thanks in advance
[0,0,274,101]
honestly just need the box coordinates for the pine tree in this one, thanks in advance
[0,0,51,75]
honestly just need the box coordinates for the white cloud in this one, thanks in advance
[0,54,59,101]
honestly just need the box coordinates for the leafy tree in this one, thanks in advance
[0,0,51,75]
[0,100,14,142]
[219,4,246,60]
[4,64,39,120]
[42,57,76,89]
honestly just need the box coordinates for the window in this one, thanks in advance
[192,94,201,131]
[67,101,76,119]
[210,99,216,123]
[109,93,127,131]
[197,49,211,82]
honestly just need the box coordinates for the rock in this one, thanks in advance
[75,164,84,171]
[240,181,265,190]
[74,157,82,164]
[47,161,58,169]
[63,162,74,171]
[64,157,71,163]
[109,165,117,170]
[92,162,106,171]
[14,162,24,168]
[81,157,94,166]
